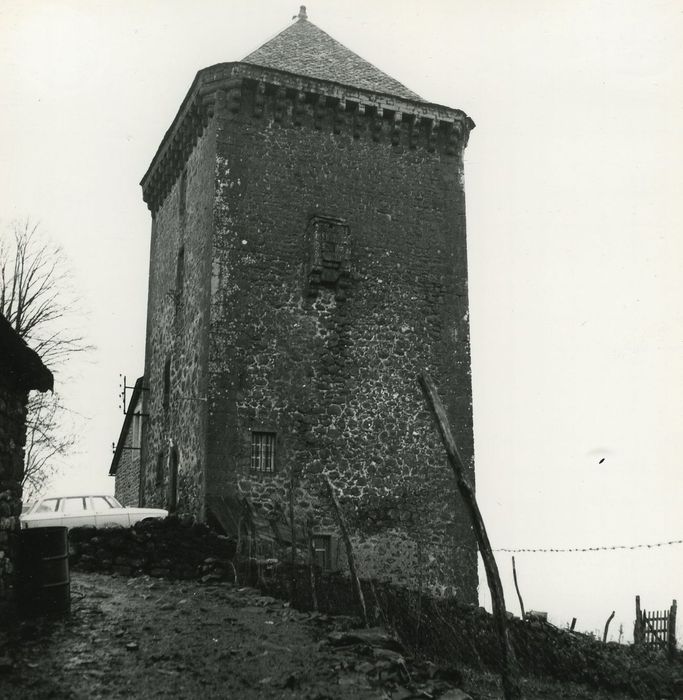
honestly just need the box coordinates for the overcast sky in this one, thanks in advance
[2,0,681,642]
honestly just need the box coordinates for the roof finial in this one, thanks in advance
[296,5,307,21]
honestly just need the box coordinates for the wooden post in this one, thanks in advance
[306,515,319,612]
[419,373,522,700]
[289,469,297,604]
[603,611,615,643]
[634,595,644,648]
[669,600,677,661]
[570,618,577,631]
[325,474,369,628]
[416,537,424,641]
[512,556,525,620]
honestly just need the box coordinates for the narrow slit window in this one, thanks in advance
[163,358,171,411]
[250,431,275,473]
[179,169,187,216]
[155,452,164,488]
[175,246,185,301]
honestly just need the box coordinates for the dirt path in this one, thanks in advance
[0,572,473,699]
[0,572,390,699]
[0,572,642,699]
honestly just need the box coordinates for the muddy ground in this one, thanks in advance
[0,572,649,699]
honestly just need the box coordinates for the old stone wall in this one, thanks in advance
[113,391,143,506]
[257,562,669,699]
[0,375,28,599]
[204,83,477,601]
[113,433,140,507]
[69,517,236,580]
[140,121,217,518]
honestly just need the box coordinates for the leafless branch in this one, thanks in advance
[1,219,89,498]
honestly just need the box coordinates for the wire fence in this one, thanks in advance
[493,538,683,554]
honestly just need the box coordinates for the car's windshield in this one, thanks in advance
[106,496,123,508]
[34,498,59,513]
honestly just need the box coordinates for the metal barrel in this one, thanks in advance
[17,527,70,616]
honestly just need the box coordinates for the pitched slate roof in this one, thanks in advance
[0,313,53,392]
[242,10,422,101]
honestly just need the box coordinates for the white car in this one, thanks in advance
[20,495,167,530]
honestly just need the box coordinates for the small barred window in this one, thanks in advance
[250,431,275,473]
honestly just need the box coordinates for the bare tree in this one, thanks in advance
[1,220,85,365]
[21,393,76,499]
[1,220,87,498]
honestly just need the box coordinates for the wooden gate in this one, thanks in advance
[634,595,677,659]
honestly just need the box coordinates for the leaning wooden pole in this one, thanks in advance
[512,556,526,620]
[325,474,369,628]
[419,373,522,700]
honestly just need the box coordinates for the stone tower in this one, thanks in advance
[139,9,477,600]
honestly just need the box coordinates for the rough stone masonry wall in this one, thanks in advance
[69,517,236,581]
[113,429,140,507]
[140,122,217,517]
[0,375,28,599]
[205,84,477,601]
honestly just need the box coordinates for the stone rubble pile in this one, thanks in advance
[325,626,472,699]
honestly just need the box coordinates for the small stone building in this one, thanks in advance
[0,313,53,599]
[138,9,478,600]
[109,377,144,506]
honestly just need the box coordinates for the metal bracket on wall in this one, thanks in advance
[118,374,136,414]
[118,375,150,415]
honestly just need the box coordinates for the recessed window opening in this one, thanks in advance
[313,535,332,571]
[163,358,171,411]
[132,414,142,449]
[155,452,164,488]
[175,246,185,302]
[179,169,187,216]
[250,431,276,473]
